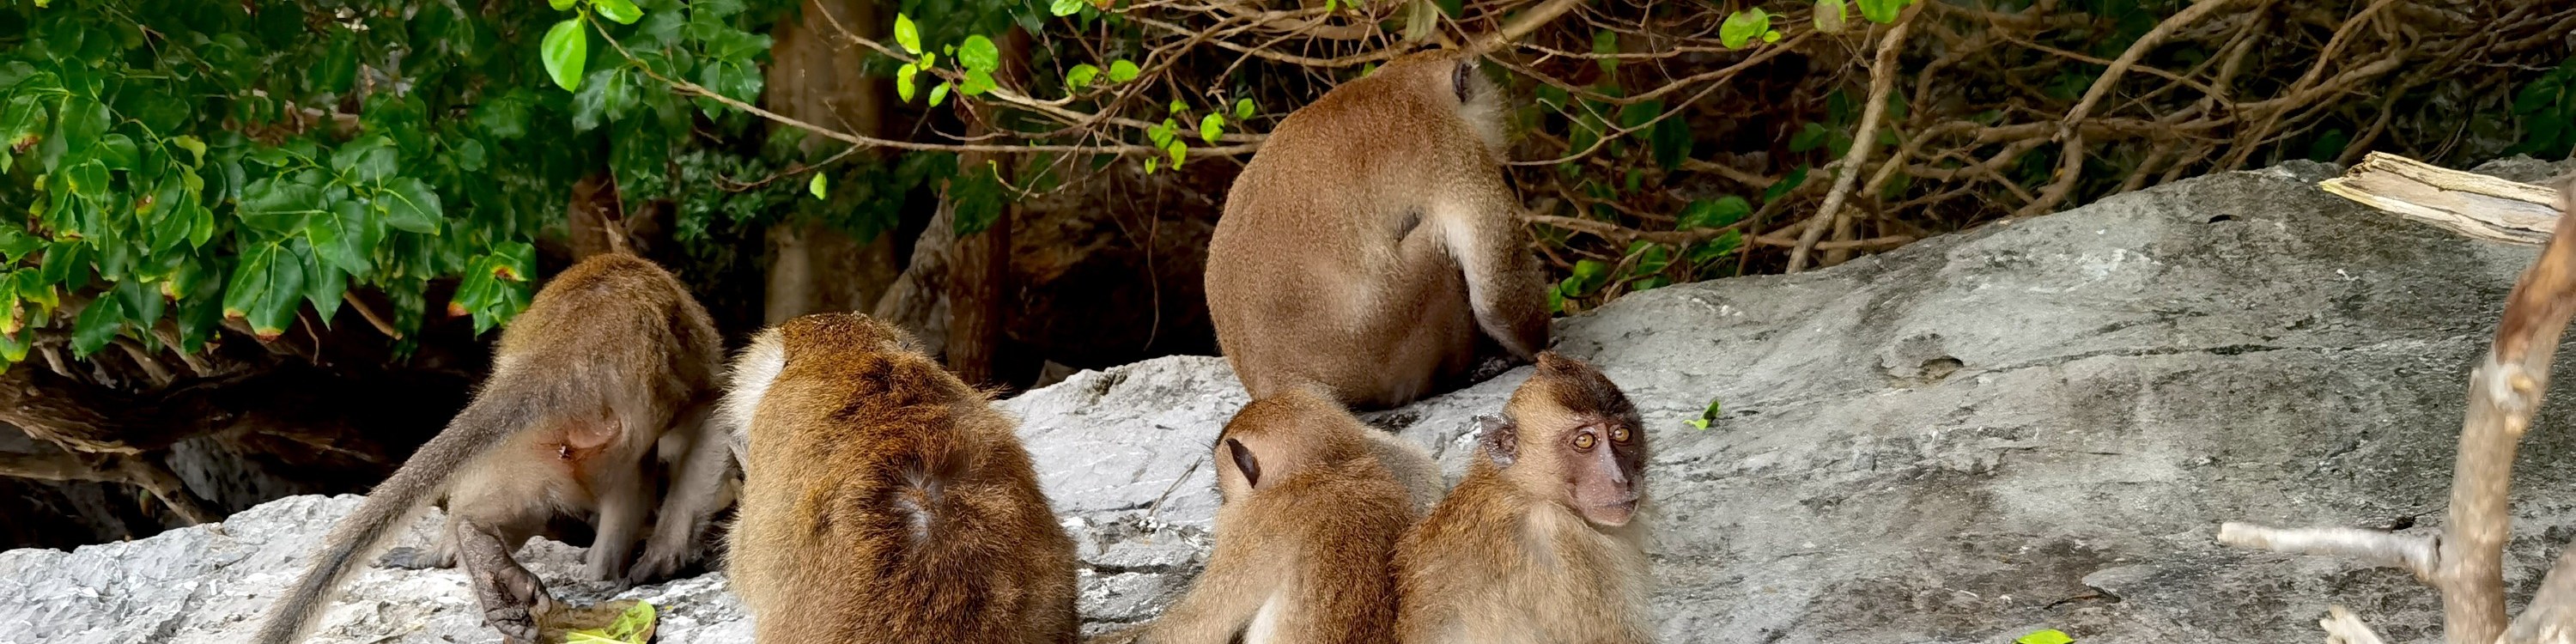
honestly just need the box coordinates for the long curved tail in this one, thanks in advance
[252,383,544,644]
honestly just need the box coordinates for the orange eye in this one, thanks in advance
[1610,426,1631,443]
[1573,433,1597,450]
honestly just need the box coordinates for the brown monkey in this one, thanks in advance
[1394,352,1651,644]
[1101,387,1425,644]
[1204,48,1550,410]
[254,254,729,644]
[721,313,1077,644]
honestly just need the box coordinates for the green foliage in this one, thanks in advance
[2016,629,2075,644]
[2508,58,2576,159]
[0,0,793,371]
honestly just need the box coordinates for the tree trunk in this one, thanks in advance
[762,0,901,325]
[943,29,1030,386]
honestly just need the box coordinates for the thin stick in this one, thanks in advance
[2322,606,2389,644]
[341,292,401,340]
[2215,523,2436,579]
[2016,0,2241,218]
[1787,4,1913,273]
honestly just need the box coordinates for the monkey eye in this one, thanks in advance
[1572,432,1597,450]
[1609,425,1631,444]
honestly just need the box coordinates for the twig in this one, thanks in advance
[2215,523,2436,579]
[2221,171,2576,644]
[1788,4,1914,273]
[2318,152,2566,246]
[340,292,401,340]
[2321,606,2388,644]
[2017,0,2242,218]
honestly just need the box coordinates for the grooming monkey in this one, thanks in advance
[1205,48,1550,410]
[1098,386,1431,644]
[255,254,730,644]
[1394,352,1651,644]
[721,313,1078,644]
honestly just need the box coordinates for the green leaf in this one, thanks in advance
[239,179,324,234]
[1592,30,1619,74]
[1856,0,1905,23]
[0,94,46,160]
[376,177,445,234]
[1721,9,1772,49]
[307,198,374,276]
[222,242,303,341]
[1765,165,1810,204]
[1687,396,1722,429]
[1050,0,1084,15]
[959,35,1000,73]
[0,326,31,365]
[70,295,122,359]
[808,173,828,200]
[2016,629,2075,644]
[115,278,162,335]
[542,18,589,92]
[896,64,920,102]
[596,0,645,24]
[1108,59,1140,83]
[960,69,994,96]
[1065,64,1099,93]
[1679,196,1751,229]
[1169,98,1187,114]
[304,252,347,326]
[94,133,139,170]
[1789,122,1830,153]
[928,81,951,107]
[58,97,110,155]
[1764,29,1782,43]
[1165,140,1187,167]
[169,135,206,165]
[63,160,110,199]
[1199,113,1224,144]
[1434,0,1461,18]
[1235,98,1255,120]
[564,601,658,644]
[331,137,398,182]
[894,14,922,54]
[549,0,576,10]
[0,229,41,263]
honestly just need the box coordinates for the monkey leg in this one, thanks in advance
[629,401,731,586]
[584,465,653,586]
[454,517,553,644]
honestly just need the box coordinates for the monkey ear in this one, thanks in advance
[1226,438,1263,489]
[1475,416,1517,467]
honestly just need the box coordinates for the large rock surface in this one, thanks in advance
[6,159,2575,644]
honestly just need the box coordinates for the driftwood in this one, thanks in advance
[2318,152,2567,246]
[2219,158,2576,644]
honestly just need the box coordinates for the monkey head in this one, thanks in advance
[1480,352,1646,526]
[1212,388,1355,503]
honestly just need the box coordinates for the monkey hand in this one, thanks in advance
[623,547,690,589]
[472,567,555,643]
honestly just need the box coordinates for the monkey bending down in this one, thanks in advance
[720,313,1078,644]
[1395,352,1651,644]
[254,254,732,644]
[1205,48,1551,410]
[1100,387,1434,644]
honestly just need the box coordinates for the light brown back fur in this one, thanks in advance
[726,313,1078,644]
[1206,48,1548,410]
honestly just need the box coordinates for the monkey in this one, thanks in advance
[1204,48,1550,410]
[1097,386,1428,644]
[254,253,731,644]
[1393,352,1651,644]
[720,312,1078,644]
[1358,414,1448,515]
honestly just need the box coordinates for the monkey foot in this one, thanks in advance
[377,546,453,569]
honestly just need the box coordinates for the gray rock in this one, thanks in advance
[9,159,2576,643]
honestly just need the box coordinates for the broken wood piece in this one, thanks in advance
[2318,151,2566,246]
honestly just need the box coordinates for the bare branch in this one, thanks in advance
[2215,522,2437,580]
[2505,543,2576,644]
[2320,152,2566,246]
[1788,4,1914,273]
[2018,0,2245,218]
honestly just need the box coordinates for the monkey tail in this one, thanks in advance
[252,381,549,644]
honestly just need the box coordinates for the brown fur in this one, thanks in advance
[1394,353,1651,644]
[1100,388,1425,644]
[724,313,1078,644]
[1205,48,1548,410]
[256,254,730,644]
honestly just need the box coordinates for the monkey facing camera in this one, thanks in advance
[1396,351,1653,644]
[1206,48,1552,410]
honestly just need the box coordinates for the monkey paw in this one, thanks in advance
[482,604,541,643]
[623,550,687,588]
[377,546,454,569]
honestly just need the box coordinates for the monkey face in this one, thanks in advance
[1561,418,1645,526]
